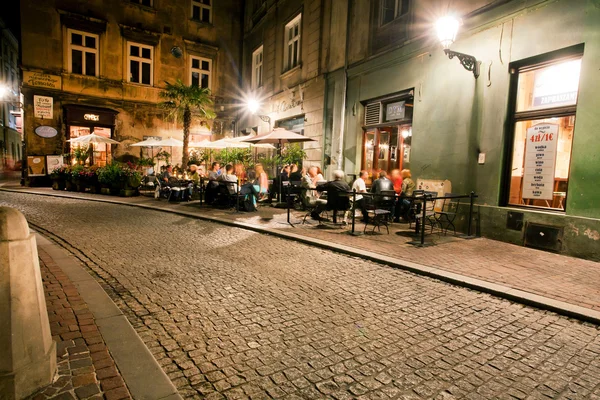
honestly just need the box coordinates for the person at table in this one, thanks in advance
[311,170,351,222]
[240,170,260,211]
[391,169,403,222]
[370,170,394,197]
[207,162,220,180]
[289,164,302,181]
[268,165,290,202]
[255,163,269,198]
[219,164,238,194]
[315,166,325,184]
[161,165,173,183]
[399,169,417,220]
[188,164,200,185]
[352,170,369,223]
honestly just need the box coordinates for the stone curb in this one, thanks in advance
[34,233,183,400]
[5,186,600,326]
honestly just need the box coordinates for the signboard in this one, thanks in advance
[46,155,64,172]
[522,123,559,200]
[23,71,62,90]
[34,95,53,119]
[416,179,452,212]
[34,126,58,138]
[532,59,580,108]
[27,156,47,176]
[385,101,405,121]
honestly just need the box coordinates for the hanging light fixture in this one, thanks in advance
[435,16,481,79]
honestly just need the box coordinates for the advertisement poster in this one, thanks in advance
[46,155,64,172]
[522,123,559,200]
[27,156,47,176]
[34,95,53,119]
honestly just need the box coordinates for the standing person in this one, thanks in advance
[255,163,269,199]
[391,169,403,222]
[352,170,369,223]
[400,169,417,220]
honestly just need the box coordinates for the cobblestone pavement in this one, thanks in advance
[31,247,131,400]
[2,191,600,399]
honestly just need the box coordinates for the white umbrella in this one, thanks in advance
[226,136,275,149]
[130,138,161,147]
[67,133,120,145]
[155,137,184,147]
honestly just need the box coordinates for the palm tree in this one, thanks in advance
[159,79,216,171]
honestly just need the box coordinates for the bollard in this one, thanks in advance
[0,207,56,399]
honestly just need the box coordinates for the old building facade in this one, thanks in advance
[0,16,21,173]
[20,0,242,180]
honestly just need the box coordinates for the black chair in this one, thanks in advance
[435,193,461,235]
[364,191,395,234]
[410,191,438,233]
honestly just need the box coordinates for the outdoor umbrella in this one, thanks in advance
[130,138,162,160]
[67,133,121,165]
[155,137,183,161]
[241,128,316,203]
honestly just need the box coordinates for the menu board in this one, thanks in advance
[522,123,559,200]
[27,156,47,176]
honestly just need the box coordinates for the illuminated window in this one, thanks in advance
[507,53,582,211]
[192,0,211,23]
[127,42,153,85]
[284,14,301,71]
[67,29,98,77]
[190,56,211,89]
[252,45,263,89]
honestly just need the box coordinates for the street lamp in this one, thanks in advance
[435,16,481,79]
[245,98,271,132]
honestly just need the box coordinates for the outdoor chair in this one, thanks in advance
[301,189,326,224]
[364,190,396,234]
[435,193,461,235]
[410,191,438,234]
[139,175,157,197]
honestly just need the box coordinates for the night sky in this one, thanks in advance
[1,0,21,41]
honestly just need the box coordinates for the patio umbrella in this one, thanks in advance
[67,133,121,165]
[241,128,316,203]
[130,138,162,160]
[155,137,184,163]
[225,136,276,150]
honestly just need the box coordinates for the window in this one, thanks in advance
[507,53,582,211]
[127,42,153,85]
[192,0,212,23]
[284,14,301,71]
[380,0,409,26]
[130,0,152,6]
[191,56,211,89]
[252,45,263,89]
[68,29,98,77]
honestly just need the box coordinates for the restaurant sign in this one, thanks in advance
[34,125,58,138]
[522,123,559,200]
[385,101,405,121]
[24,71,62,90]
[34,95,53,119]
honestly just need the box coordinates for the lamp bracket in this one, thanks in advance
[257,114,271,123]
[444,49,481,79]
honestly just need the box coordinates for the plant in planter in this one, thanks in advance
[119,163,142,197]
[70,165,87,192]
[73,145,90,165]
[156,150,171,166]
[98,163,122,195]
[50,166,69,190]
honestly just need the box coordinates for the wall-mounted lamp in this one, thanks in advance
[246,97,271,131]
[436,16,481,79]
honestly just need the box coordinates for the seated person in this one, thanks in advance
[289,164,302,181]
[268,165,290,202]
[311,170,351,222]
[218,164,238,194]
[240,170,260,211]
[400,169,417,220]
[188,164,200,185]
[254,163,269,198]
[204,162,221,204]
[161,165,173,183]
[352,170,369,223]
[207,162,220,180]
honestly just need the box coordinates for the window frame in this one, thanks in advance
[191,0,212,24]
[130,0,153,7]
[251,45,264,89]
[283,14,302,72]
[127,41,154,86]
[67,29,99,77]
[379,0,409,27]
[190,55,212,90]
[502,44,585,212]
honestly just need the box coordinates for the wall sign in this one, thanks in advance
[23,71,62,90]
[34,125,59,138]
[84,113,100,121]
[34,95,53,119]
[522,123,559,200]
[385,101,405,121]
[27,156,47,176]
[46,155,64,171]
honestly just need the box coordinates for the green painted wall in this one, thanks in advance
[337,0,600,259]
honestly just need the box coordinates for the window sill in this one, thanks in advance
[190,18,213,28]
[123,1,157,14]
[280,64,302,79]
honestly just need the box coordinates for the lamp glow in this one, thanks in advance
[401,129,411,139]
[0,85,8,99]
[247,98,260,114]
[436,16,459,49]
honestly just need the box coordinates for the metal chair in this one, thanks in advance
[435,193,461,235]
[410,191,438,234]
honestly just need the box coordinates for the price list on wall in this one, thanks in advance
[522,123,559,200]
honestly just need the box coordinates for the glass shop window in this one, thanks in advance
[507,56,582,211]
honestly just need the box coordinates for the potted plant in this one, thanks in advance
[73,145,89,165]
[71,165,87,192]
[98,163,122,195]
[50,166,69,190]
[119,163,142,197]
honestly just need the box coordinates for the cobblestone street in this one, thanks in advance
[2,191,600,399]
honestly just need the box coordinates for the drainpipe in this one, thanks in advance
[337,0,352,172]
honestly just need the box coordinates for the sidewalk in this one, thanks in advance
[4,183,600,325]
[31,233,182,400]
